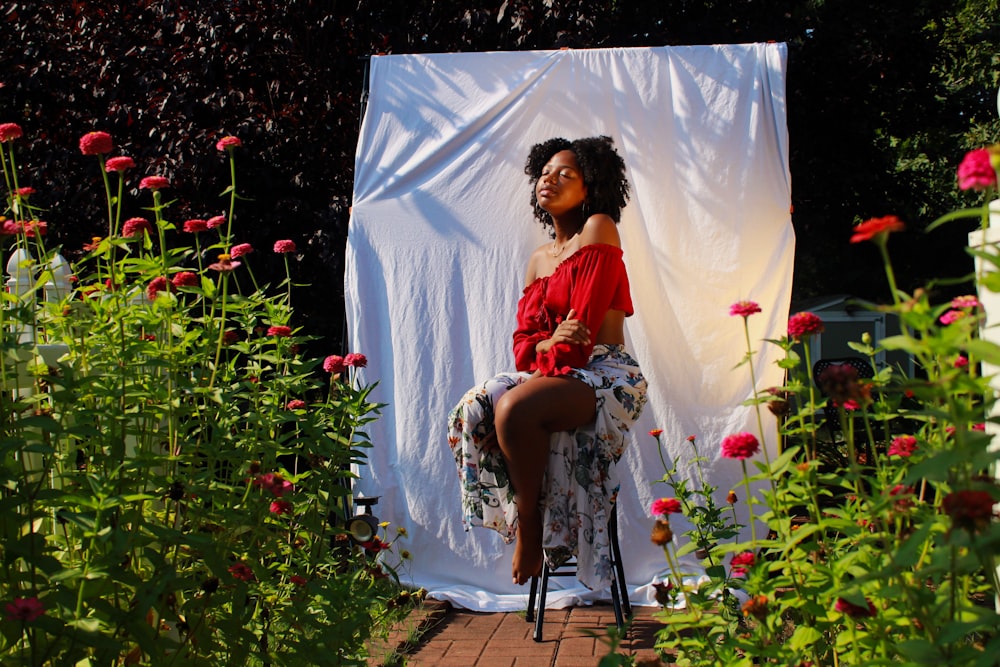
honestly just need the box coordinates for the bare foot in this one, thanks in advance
[512,509,543,585]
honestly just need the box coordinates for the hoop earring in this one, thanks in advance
[581,201,590,219]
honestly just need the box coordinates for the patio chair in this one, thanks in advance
[812,356,877,463]
[525,504,629,642]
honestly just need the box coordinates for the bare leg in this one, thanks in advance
[494,375,596,585]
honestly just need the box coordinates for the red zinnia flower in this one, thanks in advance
[650,497,682,516]
[742,595,768,620]
[228,563,255,581]
[230,243,253,258]
[787,312,824,340]
[105,156,135,173]
[888,484,915,512]
[729,300,761,318]
[21,220,47,237]
[270,499,293,515]
[183,219,208,233]
[16,187,35,198]
[850,215,905,244]
[289,575,308,587]
[286,399,306,410]
[268,325,293,337]
[835,597,876,618]
[323,355,346,374]
[172,271,199,288]
[957,148,998,191]
[206,215,226,229]
[818,363,871,408]
[79,131,113,155]
[139,175,170,191]
[253,472,293,497]
[0,123,24,142]
[721,432,760,460]
[222,330,240,345]
[216,136,242,151]
[887,435,917,458]
[122,217,152,238]
[147,276,170,300]
[649,428,663,438]
[4,597,45,622]
[942,489,997,533]
[730,550,756,576]
[273,239,296,254]
[345,352,368,368]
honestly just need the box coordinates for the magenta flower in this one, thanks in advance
[323,355,346,374]
[273,239,297,254]
[122,217,152,238]
[286,399,307,410]
[208,254,241,272]
[147,276,170,300]
[139,175,170,191]
[887,435,917,458]
[344,352,368,368]
[721,432,760,460]
[957,148,997,191]
[730,551,756,577]
[216,136,242,151]
[16,187,35,198]
[787,312,824,340]
[650,497,682,516]
[228,563,255,582]
[270,499,293,515]
[230,243,254,258]
[729,300,761,318]
[172,271,199,288]
[834,597,876,618]
[206,215,226,229]
[1,220,19,236]
[105,156,136,172]
[183,219,208,233]
[939,309,965,325]
[0,122,24,142]
[268,325,293,337]
[951,295,980,309]
[79,131,113,155]
[254,472,293,497]
[4,597,45,622]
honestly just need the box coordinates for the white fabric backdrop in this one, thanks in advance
[345,44,793,611]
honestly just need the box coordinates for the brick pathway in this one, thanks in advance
[392,600,668,666]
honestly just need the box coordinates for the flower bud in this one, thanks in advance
[726,490,738,504]
[650,519,673,546]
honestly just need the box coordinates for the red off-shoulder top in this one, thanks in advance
[512,243,633,376]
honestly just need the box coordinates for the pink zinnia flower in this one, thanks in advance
[954,355,970,369]
[147,276,170,300]
[730,550,756,576]
[650,497,682,516]
[172,271,199,288]
[287,399,307,410]
[105,156,135,173]
[850,215,905,244]
[139,175,170,191]
[208,253,241,272]
[939,309,965,325]
[16,187,35,197]
[729,300,761,318]
[122,217,152,238]
[720,432,760,460]
[344,352,368,368]
[1,219,19,236]
[216,136,242,151]
[0,123,24,142]
[268,325,293,337]
[323,355,346,374]
[228,563,255,582]
[957,148,997,191]
[887,435,917,458]
[834,597,876,618]
[230,243,254,258]
[787,312,824,340]
[888,484,915,511]
[253,472,293,497]
[270,499,293,515]
[273,239,296,254]
[79,131,113,155]
[4,597,45,622]
[206,215,226,229]
[951,295,980,309]
[183,218,208,233]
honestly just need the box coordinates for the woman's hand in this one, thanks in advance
[536,308,590,353]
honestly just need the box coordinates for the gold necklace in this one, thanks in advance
[548,233,577,258]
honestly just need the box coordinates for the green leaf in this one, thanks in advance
[788,625,823,651]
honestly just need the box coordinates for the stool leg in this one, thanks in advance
[526,575,538,622]
[533,563,550,642]
[610,507,631,618]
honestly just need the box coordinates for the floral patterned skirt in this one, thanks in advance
[447,344,647,590]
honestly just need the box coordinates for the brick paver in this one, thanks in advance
[395,601,669,666]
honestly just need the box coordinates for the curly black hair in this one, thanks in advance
[524,135,630,234]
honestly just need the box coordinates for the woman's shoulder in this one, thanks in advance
[578,213,621,248]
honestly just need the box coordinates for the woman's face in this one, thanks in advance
[535,150,587,218]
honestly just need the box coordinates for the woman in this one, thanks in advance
[449,136,647,587]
